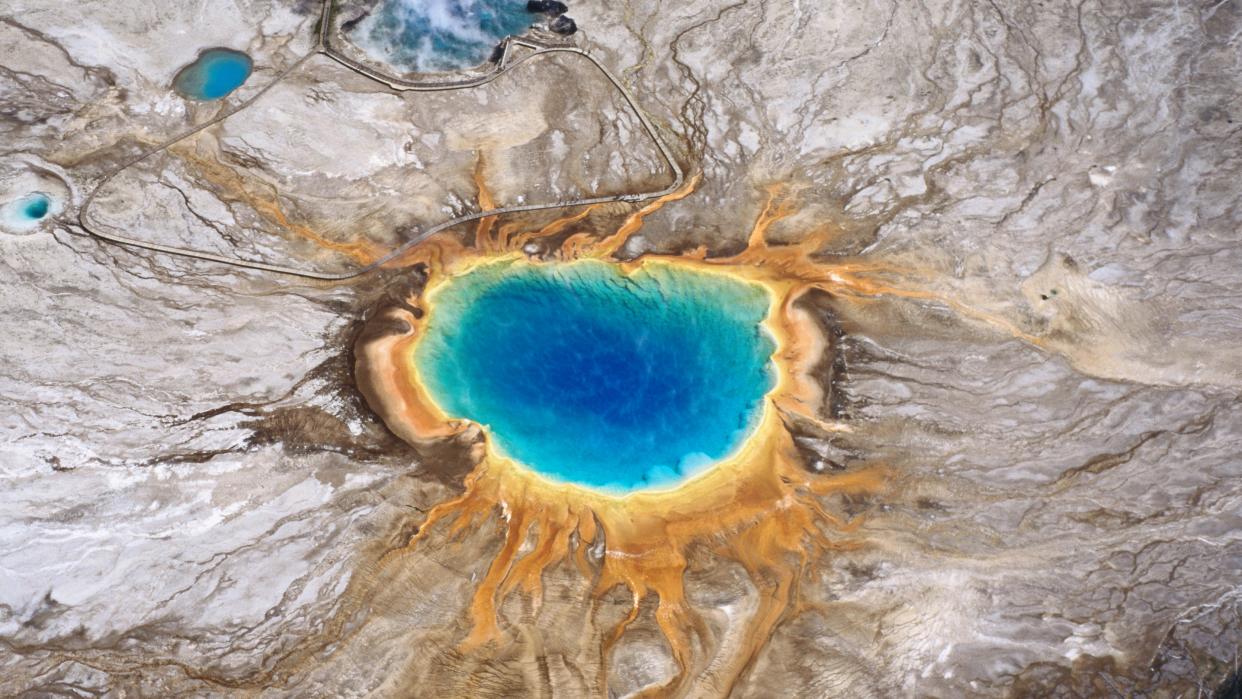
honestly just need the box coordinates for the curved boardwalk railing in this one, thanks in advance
[78,0,685,281]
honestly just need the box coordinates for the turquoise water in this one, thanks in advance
[20,193,49,220]
[2,192,56,231]
[416,260,777,493]
[173,48,253,100]
[354,0,534,72]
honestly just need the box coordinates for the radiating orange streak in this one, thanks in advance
[519,206,601,258]
[537,206,599,238]
[173,144,386,265]
[472,155,498,252]
[745,182,802,249]
[380,231,473,275]
[585,173,703,257]
[252,196,385,264]
[461,505,534,651]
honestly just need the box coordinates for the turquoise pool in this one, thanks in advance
[415,260,777,493]
[20,193,49,220]
[173,48,253,101]
[353,0,535,73]
[2,192,56,232]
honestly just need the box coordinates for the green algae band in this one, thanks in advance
[173,48,253,101]
[415,260,777,493]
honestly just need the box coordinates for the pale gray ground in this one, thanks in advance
[1,0,1240,696]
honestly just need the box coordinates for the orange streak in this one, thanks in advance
[586,173,702,257]
[472,155,498,252]
[745,182,800,249]
[173,144,386,265]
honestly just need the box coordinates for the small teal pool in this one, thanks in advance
[415,260,777,493]
[173,48,253,101]
[21,193,49,220]
[353,0,534,73]
[2,192,56,232]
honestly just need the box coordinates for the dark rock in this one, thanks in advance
[527,0,568,15]
[1217,669,1242,699]
[340,11,370,32]
[488,43,505,63]
[550,15,577,35]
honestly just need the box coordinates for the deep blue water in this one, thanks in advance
[173,48,253,101]
[354,0,534,73]
[21,194,49,220]
[416,260,777,493]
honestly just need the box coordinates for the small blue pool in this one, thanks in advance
[2,192,56,232]
[353,0,535,73]
[173,48,253,101]
[415,260,777,493]
[21,193,49,220]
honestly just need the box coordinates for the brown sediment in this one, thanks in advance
[347,180,908,693]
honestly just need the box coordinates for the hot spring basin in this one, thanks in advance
[2,192,58,232]
[415,260,777,493]
[173,48,253,101]
[352,0,536,73]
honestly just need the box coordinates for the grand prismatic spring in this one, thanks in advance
[345,186,890,694]
[412,259,776,492]
[3,0,1242,696]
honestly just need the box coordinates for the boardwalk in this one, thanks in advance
[77,0,685,281]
